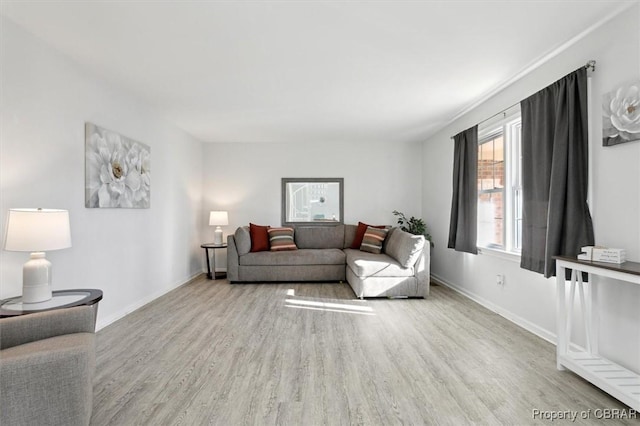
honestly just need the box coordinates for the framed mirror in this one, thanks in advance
[282,178,344,226]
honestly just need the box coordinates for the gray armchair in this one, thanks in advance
[0,306,97,426]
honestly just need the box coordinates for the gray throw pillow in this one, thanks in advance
[385,228,425,268]
[234,226,251,255]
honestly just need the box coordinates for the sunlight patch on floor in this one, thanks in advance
[285,303,376,316]
[285,298,372,312]
[284,296,375,315]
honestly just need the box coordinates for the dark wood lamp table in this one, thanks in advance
[201,243,227,280]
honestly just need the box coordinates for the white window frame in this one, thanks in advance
[477,109,522,257]
[508,119,522,254]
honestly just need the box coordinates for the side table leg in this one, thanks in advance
[205,248,212,280]
[211,249,217,280]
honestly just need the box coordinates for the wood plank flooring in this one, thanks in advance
[92,278,637,425]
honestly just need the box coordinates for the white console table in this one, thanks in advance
[555,256,640,411]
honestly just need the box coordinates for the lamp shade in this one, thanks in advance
[209,211,229,226]
[4,209,72,252]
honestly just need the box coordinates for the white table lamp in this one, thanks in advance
[209,211,228,245]
[3,208,72,303]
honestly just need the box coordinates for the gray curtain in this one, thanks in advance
[520,67,594,277]
[448,126,478,254]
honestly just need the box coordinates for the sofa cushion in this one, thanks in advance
[240,249,345,266]
[385,228,425,268]
[234,226,251,255]
[295,225,344,249]
[350,222,386,249]
[344,249,414,277]
[268,227,297,251]
[250,223,270,252]
[360,227,388,254]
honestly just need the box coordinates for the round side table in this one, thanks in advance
[201,243,228,280]
[0,289,103,324]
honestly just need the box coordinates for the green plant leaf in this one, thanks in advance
[391,210,434,247]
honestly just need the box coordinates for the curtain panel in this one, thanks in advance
[520,67,594,278]
[448,125,478,254]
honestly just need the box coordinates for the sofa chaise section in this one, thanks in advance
[344,243,430,298]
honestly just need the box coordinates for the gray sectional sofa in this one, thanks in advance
[227,224,430,298]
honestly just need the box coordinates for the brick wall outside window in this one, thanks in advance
[478,135,505,247]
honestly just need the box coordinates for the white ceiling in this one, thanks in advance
[1,1,632,144]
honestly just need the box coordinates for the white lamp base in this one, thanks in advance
[213,227,223,245]
[22,252,53,304]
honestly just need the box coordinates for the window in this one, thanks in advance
[477,109,522,254]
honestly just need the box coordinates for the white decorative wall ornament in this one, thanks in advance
[85,123,151,208]
[602,80,640,146]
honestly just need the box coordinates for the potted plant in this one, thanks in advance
[392,210,433,247]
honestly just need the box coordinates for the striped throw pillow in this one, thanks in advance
[268,227,298,251]
[360,226,389,254]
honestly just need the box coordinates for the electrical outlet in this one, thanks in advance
[496,274,504,286]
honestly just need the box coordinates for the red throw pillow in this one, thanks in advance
[249,223,270,252]
[351,221,386,249]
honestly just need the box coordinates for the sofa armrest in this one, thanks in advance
[0,305,95,350]
[227,235,240,282]
[415,243,431,297]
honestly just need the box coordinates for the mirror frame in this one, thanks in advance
[281,178,344,227]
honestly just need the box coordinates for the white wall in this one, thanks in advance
[0,18,204,329]
[422,6,640,372]
[202,141,422,269]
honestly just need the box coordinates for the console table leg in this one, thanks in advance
[566,270,576,348]
[556,263,567,370]
[576,272,591,353]
[589,275,599,355]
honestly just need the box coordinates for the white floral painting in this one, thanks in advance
[85,123,151,208]
[603,80,640,146]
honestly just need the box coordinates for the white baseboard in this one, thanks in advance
[430,273,557,345]
[95,271,204,331]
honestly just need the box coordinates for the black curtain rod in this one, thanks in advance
[450,60,596,140]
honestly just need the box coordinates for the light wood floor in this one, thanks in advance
[92,278,636,425]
